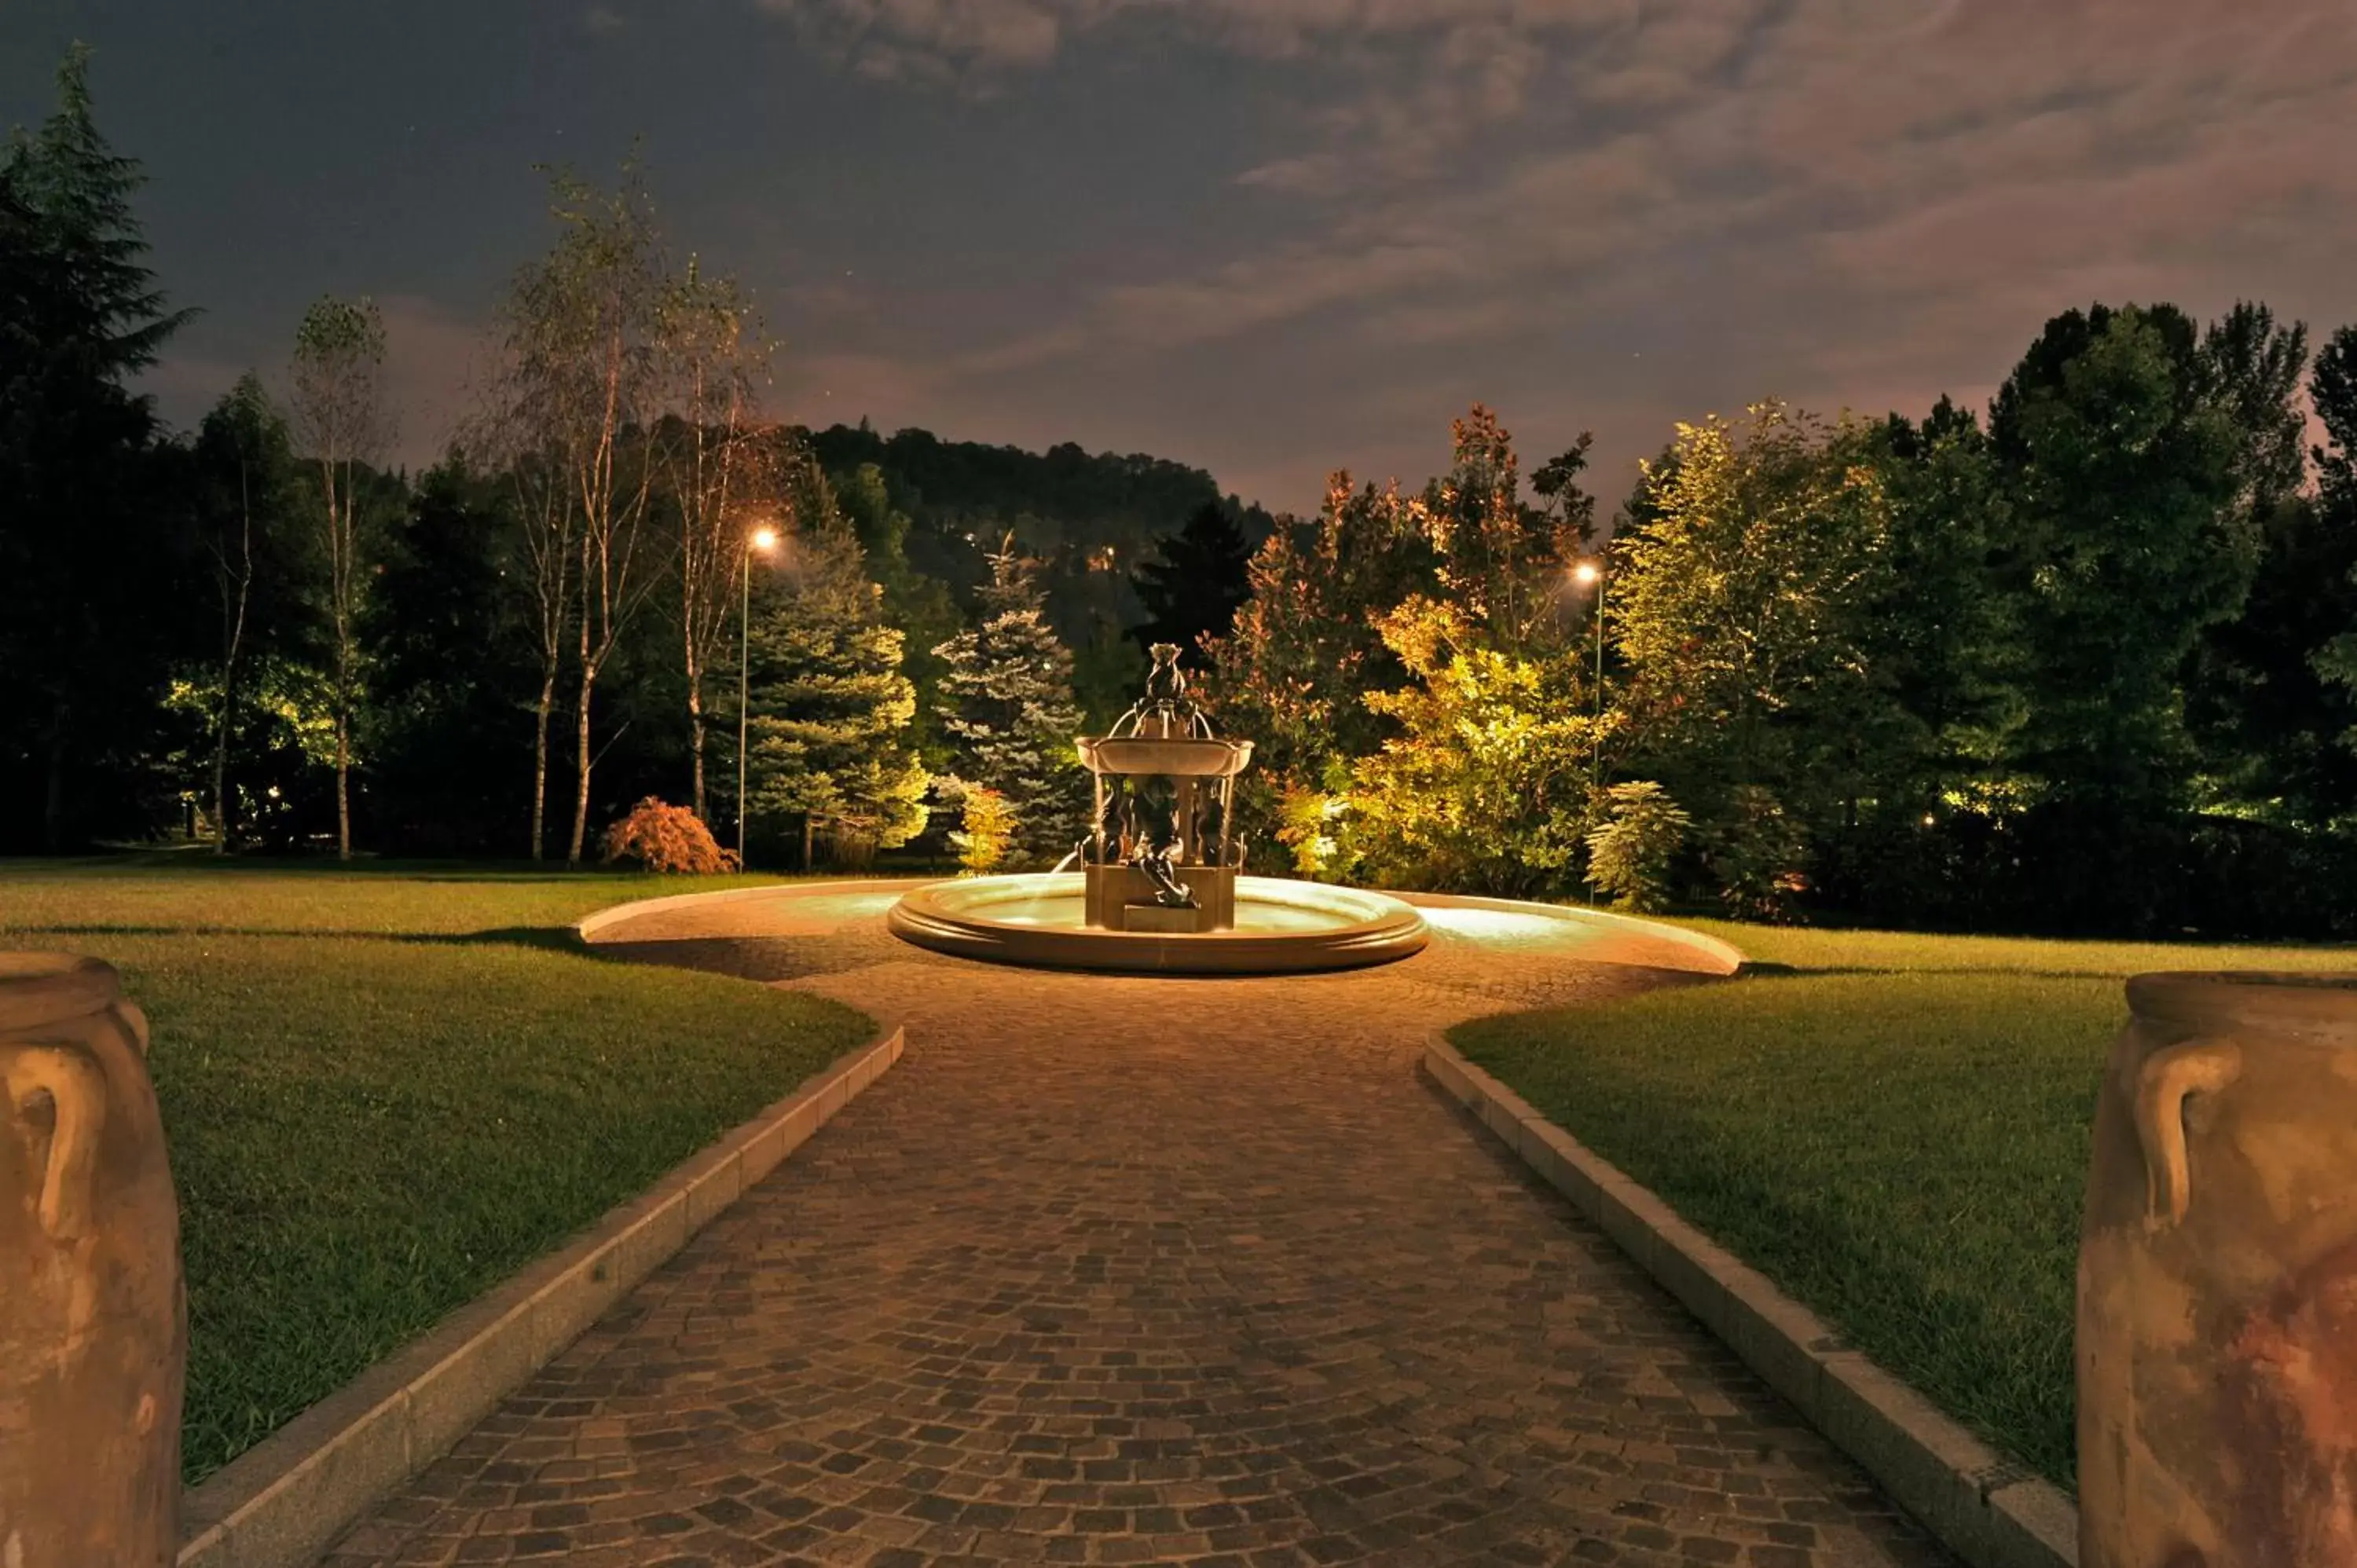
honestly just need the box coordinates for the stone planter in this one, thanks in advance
[1,953,185,1566]
[2079,970,2357,1567]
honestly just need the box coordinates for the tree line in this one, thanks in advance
[0,49,1244,864]
[1208,307,2357,939]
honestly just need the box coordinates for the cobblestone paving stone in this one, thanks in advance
[321,883,1955,1568]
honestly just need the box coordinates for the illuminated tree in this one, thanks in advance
[289,294,388,859]
[933,540,1089,864]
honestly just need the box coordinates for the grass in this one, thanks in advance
[0,855,876,1485]
[1451,918,2357,1493]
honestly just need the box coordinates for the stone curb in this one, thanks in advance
[1422,1039,2079,1568]
[571,876,927,941]
[176,1023,907,1568]
[1391,891,1749,976]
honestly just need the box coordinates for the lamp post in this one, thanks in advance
[1573,558,1605,908]
[738,525,780,866]
[1572,559,1605,786]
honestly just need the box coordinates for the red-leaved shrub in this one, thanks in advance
[600,798,741,874]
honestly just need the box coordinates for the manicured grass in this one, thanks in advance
[1451,919,2357,1493]
[0,856,875,1485]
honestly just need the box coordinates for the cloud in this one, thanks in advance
[583,5,626,34]
[742,0,2357,509]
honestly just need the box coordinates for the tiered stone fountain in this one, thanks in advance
[887,646,1428,974]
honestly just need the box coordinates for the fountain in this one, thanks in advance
[887,645,1430,974]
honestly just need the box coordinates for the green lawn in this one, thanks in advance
[0,855,874,1485]
[1451,919,2357,1493]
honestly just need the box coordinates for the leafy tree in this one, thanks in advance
[1332,409,1607,896]
[185,375,305,850]
[1610,403,1902,868]
[0,45,193,849]
[744,512,928,866]
[1988,303,2243,815]
[1343,599,1602,896]
[289,294,390,860]
[1207,474,1436,792]
[2304,327,2357,789]
[363,455,534,854]
[1419,405,1584,656]
[2182,304,2337,818]
[654,256,772,823]
[1859,400,2020,799]
[932,540,1090,865]
[481,163,667,864]
[1131,501,1255,665]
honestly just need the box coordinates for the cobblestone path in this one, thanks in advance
[323,883,1953,1568]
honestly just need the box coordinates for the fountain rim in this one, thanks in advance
[885,871,1428,975]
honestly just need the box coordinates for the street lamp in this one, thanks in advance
[1573,557,1606,907]
[1572,559,1605,779]
[738,525,781,866]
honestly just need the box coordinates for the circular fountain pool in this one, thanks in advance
[886,873,1430,975]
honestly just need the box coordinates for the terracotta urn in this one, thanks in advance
[0,953,185,1565]
[2079,971,2357,1567]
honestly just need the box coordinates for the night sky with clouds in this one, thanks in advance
[4,0,2351,515]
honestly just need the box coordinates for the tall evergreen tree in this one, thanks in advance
[743,507,929,867]
[933,540,1090,865]
[0,44,195,848]
[1131,502,1254,665]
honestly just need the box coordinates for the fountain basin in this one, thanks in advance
[886,873,1428,975]
[1075,735,1253,778]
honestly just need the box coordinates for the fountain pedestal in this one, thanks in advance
[1085,864,1237,932]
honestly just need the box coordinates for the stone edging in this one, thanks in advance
[1392,890,1748,976]
[177,1024,907,1568]
[1423,1039,2079,1568]
[572,877,925,941]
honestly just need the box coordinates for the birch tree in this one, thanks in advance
[656,257,773,822]
[289,294,388,861]
[490,165,666,866]
[192,375,295,852]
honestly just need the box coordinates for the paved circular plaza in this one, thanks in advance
[322,881,1953,1568]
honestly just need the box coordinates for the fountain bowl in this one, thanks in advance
[886,872,1428,975]
[1075,735,1252,778]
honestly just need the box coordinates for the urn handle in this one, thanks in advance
[4,1043,108,1242]
[2132,1035,2242,1229]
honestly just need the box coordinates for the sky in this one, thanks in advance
[4,0,2352,516]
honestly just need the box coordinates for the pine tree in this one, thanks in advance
[0,44,196,849]
[1131,501,1254,664]
[742,507,929,867]
[933,540,1091,866]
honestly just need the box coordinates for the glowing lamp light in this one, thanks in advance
[750,526,780,551]
[1571,560,1601,586]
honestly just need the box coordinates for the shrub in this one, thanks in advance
[599,798,740,874]
[952,785,1016,875]
[1585,781,1691,912]
[1703,785,1811,921]
[1275,783,1345,879]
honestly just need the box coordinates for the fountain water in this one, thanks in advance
[886,645,1429,974]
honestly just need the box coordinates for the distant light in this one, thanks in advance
[751,526,779,551]
[1571,561,1602,586]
